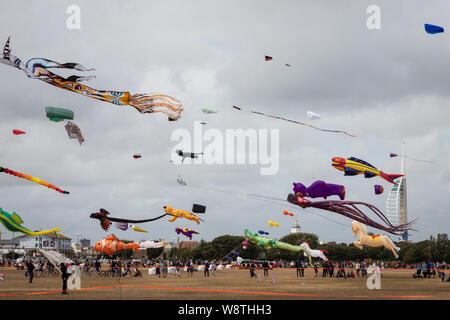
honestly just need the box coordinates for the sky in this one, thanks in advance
[0,0,449,246]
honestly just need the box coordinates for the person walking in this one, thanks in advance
[204,261,210,277]
[295,259,301,277]
[250,260,256,278]
[210,261,216,277]
[314,262,319,277]
[60,263,69,294]
[263,260,269,277]
[26,261,34,284]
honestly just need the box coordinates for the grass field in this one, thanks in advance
[0,268,449,300]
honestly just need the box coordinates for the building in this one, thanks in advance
[290,215,301,234]
[386,143,408,241]
[179,241,199,249]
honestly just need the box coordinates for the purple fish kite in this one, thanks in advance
[293,180,346,201]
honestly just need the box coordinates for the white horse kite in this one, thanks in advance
[299,242,328,261]
[351,220,400,258]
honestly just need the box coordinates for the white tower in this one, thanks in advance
[290,215,301,234]
[386,143,408,240]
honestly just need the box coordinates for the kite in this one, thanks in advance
[306,111,321,120]
[244,229,312,264]
[175,227,199,240]
[0,208,61,236]
[265,56,273,61]
[176,175,187,186]
[293,181,346,201]
[425,24,444,34]
[242,240,249,249]
[332,157,403,184]
[374,185,384,195]
[94,234,140,255]
[132,225,148,233]
[90,208,167,231]
[282,210,294,217]
[12,129,25,135]
[0,166,69,194]
[201,108,218,114]
[175,149,204,163]
[232,106,355,137]
[299,242,328,261]
[268,221,279,227]
[45,107,74,122]
[287,193,415,235]
[133,154,142,159]
[258,230,269,235]
[389,153,438,163]
[138,240,165,249]
[285,64,291,67]
[64,121,84,145]
[164,205,204,224]
[352,221,400,258]
[113,222,148,232]
[0,37,183,120]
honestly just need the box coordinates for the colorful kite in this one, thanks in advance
[244,229,312,264]
[138,240,165,249]
[94,234,140,255]
[352,221,400,258]
[389,153,438,163]
[268,221,279,227]
[175,227,199,240]
[287,193,415,235]
[0,208,61,236]
[64,121,84,145]
[299,242,328,261]
[1,37,183,120]
[45,107,74,122]
[113,222,147,232]
[425,24,444,34]
[293,181,345,201]
[164,205,204,224]
[258,230,269,235]
[12,129,25,135]
[132,225,148,233]
[90,208,167,231]
[374,185,384,195]
[332,157,403,184]
[0,166,69,194]
[232,106,355,137]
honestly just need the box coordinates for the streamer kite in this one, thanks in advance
[0,37,183,120]
[389,153,438,163]
[286,193,415,235]
[0,208,61,236]
[332,157,403,184]
[0,166,69,194]
[232,106,355,137]
[90,208,167,231]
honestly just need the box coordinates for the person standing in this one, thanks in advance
[263,261,269,277]
[295,260,301,277]
[250,260,256,278]
[60,263,69,294]
[210,261,216,277]
[26,261,35,284]
[314,262,319,277]
[204,261,210,277]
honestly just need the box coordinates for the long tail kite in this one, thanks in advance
[233,106,356,137]
[0,166,69,194]
[0,208,61,236]
[90,208,167,231]
[287,193,415,236]
[0,37,183,120]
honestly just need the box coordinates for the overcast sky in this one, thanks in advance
[0,1,449,247]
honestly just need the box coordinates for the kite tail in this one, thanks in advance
[128,93,183,120]
[379,172,404,184]
[27,228,62,236]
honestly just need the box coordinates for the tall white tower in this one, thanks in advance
[290,215,301,234]
[386,143,408,240]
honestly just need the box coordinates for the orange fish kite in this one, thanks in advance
[94,234,140,255]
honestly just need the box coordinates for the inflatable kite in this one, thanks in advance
[176,149,204,163]
[45,107,74,122]
[131,225,148,233]
[425,24,444,34]
[177,175,187,186]
[293,180,345,200]
[232,106,355,137]
[351,221,400,258]
[374,185,384,195]
[306,111,321,120]
[90,208,167,231]
[258,230,269,235]
[138,240,165,249]
[268,221,279,227]
[332,157,403,184]
[94,234,140,255]
[64,121,84,145]
[244,229,312,264]
[164,205,204,224]
[389,153,438,163]
[0,166,69,194]
[12,129,25,135]
[133,154,142,159]
[0,208,61,236]
[201,108,218,114]
[114,222,148,232]
[175,227,199,240]
[287,193,414,235]
[282,210,294,217]
[299,242,328,261]
[0,37,183,120]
